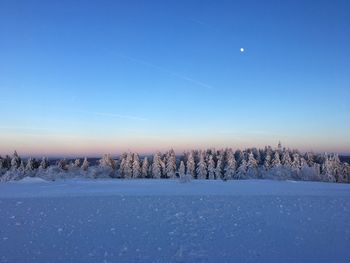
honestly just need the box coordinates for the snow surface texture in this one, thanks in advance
[0,179,350,263]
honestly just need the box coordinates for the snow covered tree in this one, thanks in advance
[74,159,81,167]
[320,153,341,182]
[11,151,21,169]
[300,157,308,168]
[179,160,191,183]
[178,161,185,178]
[118,155,126,178]
[215,158,223,180]
[323,157,332,182]
[305,152,315,166]
[95,154,116,178]
[196,151,207,179]
[291,153,301,172]
[160,156,166,178]
[39,157,49,169]
[58,159,68,171]
[123,152,133,179]
[81,157,89,171]
[141,157,149,178]
[331,154,342,182]
[207,155,215,180]
[152,152,162,179]
[321,154,333,182]
[224,150,236,180]
[165,149,177,179]
[254,148,262,165]
[2,155,11,170]
[247,152,258,178]
[290,152,301,180]
[282,150,292,167]
[186,151,196,179]
[235,150,245,165]
[132,153,141,178]
[18,161,25,172]
[99,154,116,170]
[310,163,322,181]
[236,159,247,179]
[25,157,35,171]
[264,152,271,171]
[340,163,350,183]
[272,152,281,167]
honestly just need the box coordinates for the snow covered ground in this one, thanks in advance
[0,179,350,263]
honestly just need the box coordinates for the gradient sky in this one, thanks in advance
[0,0,349,157]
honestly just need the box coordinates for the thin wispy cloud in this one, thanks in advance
[117,54,213,90]
[77,110,149,121]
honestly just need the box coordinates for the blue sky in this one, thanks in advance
[0,0,349,156]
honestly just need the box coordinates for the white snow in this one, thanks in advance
[0,179,349,262]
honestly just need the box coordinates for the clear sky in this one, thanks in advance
[0,0,349,157]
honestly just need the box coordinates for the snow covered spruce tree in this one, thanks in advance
[321,153,342,182]
[58,159,68,171]
[279,149,292,178]
[123,152,133,179]
[186,151,196,179]
[165,149,177,179]
[1,155,11,171]
[1,152,25,182]
[99,154,116,169]
[132,153,141,178]
[263,152,271,178]
[179,160,191,183]
[339,162,350,183]
[178,160,185,179]
[215,155,223,180]
[236,158,247,179]
[215,150,225,180]
[299,157,318,181]
[207,155,216,180]
[269,151,284,179]
[141,157,149,178]
[196,151,207,179]
[74,159,81,167]
[290,152,301,180]
[0,157,5,176]
[247,152,259,178]
[39,157,49,170]
[118,154,127,178]
[272,151,281,167]
[11,151,21,170]
[224,149,236,180]
[282,150,292,168]
[25,157,36,177]
[89,154,116,178]
[160,155,166,178]
[152,152,162,179]
[81,157,89,171]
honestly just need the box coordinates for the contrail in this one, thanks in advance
[117,54,213,90]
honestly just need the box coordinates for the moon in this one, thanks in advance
[240,48,245,52]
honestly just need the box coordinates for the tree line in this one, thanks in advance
[1,143,349,183]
